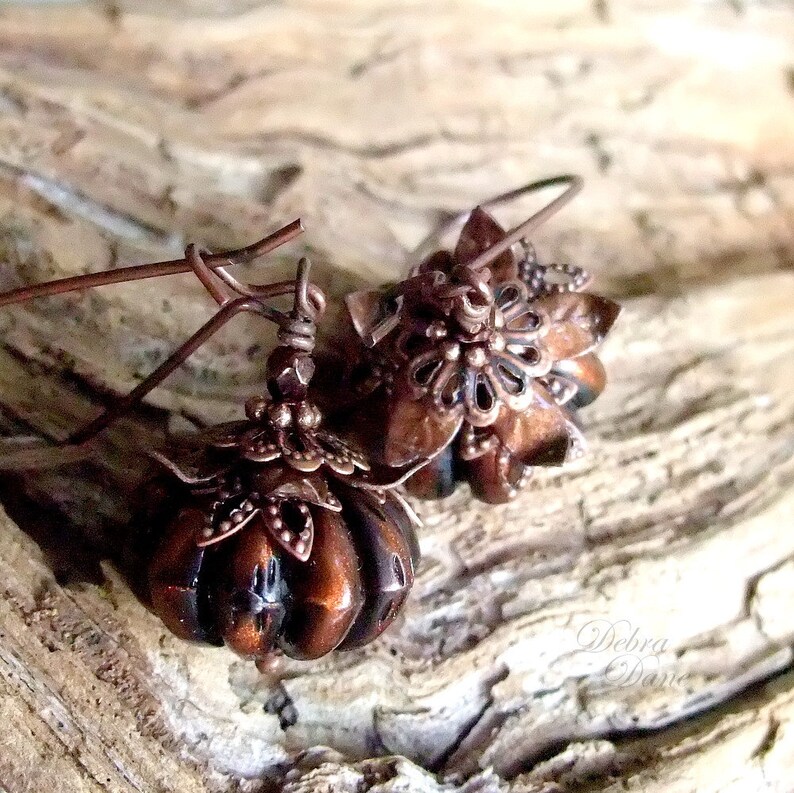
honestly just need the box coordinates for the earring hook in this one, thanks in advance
[182,244,325,321]
[0,219,305,308]
[412,174,583,270]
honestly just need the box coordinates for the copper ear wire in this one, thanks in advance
[412,174,583,269]
[185,244,326,322]
[0,219,304,307]
[0,223,327,467]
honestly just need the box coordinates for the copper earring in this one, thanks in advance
[343,175,621,504]
[0,226,422,664]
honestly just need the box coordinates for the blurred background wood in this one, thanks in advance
[0,1,792,791]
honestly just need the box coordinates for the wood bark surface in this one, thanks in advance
[0,2,793,792]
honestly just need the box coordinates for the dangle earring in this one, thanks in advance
[0,226,422,664]
[343,176,621,504]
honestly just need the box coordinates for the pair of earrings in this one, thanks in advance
[0,175,619,665]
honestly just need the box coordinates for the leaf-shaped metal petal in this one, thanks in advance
[491,385,575,467]
[518,241,541,291]
[535,292,620,361]
[240,427,281,463]
[548,353,607,408]
[383,393,463,467]
[345,289,403,348]
[262,499,314,562]
[454,207,518,283]
[534,262,592,295]
[200,420,250,449]
[197,510,258,547]
[251,468,343,512]
[150,445,230,485]
[279,432,324,472]
[317,449,354,476]
[197,491,261,547]
[314,430,370,475]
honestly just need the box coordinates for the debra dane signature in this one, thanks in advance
[576,619,691,689]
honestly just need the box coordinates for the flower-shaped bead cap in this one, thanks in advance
[345,204,620,504]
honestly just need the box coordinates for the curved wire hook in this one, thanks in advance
[293,256,327,322]
[0,219,305,308]
[211,258,326,322]
[177,237,325,328]
[412,174,583,271]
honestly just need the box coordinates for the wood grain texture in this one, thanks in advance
[0,1,792,792]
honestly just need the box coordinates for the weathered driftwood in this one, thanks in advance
[0,1,793,792]
[2,274,794,792]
